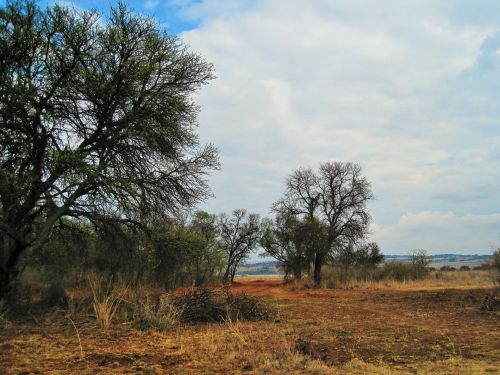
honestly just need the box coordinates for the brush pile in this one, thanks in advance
[173,287,276,323]
[481,295,499,312]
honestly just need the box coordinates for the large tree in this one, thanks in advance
[0,1,218,299]
[272,161,373,285]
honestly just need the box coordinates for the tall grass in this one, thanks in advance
[347,270,493,290]
[87,274,127,330]
[0,300,10,329]
[320,264,493,290]
[127,287,183,331]
[321,261,429,288]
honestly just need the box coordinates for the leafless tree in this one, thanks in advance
[272,161,373,285]
[218,209,261,283]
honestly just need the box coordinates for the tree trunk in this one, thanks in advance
[292,263,302,279]
[313,253,323,286]
[0,268,14,301]
[230,264,237,283]
[0,237,27,301]
[223,263,231,283]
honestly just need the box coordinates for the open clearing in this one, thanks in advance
[1,278,499,374]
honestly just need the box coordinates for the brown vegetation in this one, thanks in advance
[1,272,499,374]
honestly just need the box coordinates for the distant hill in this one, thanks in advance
[236,261,282,275]
[385,254,492,269]
[237,254,493,275]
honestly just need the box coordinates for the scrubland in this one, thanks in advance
[1,271,499,374]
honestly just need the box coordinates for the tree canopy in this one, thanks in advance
[0,1,218,298]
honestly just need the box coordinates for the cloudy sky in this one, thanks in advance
[47,0,500,255]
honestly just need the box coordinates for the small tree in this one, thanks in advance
[218,209,261,283]
[260,215,311,279]
[0,1,218,299]
[409,249,431,279]
[356,242,384,267]
[331,241,384,283]
[493,248,500,288]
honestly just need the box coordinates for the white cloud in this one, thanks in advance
[372,211,500,253]
[173,0,500,254]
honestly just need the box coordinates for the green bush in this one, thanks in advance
[375,260,430,282]
[493,249,500,287]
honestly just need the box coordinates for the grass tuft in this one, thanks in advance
[87,273,127,330]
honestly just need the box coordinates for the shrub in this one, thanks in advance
[409,249,431,278]
[481,295,499,311]
[40,284,69,308]
[320,265,379,288]
[127,288,183,331]
[440,266,455,272]
[473,263,493,271]
[173,288,226,323]
[375,261,429,282]
[493,249,500,287]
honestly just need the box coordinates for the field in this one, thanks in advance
[1,272,499,374]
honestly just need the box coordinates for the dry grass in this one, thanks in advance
[1,272,499,374]
[340,270,495,291]
[87,274,128,330]
[122,286,183,331]
[0,300,10,330]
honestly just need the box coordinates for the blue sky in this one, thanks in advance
[37,0,196,34]
[38,1,500,255]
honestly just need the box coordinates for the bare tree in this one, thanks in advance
[272,168,320,220]
[218,209,261,283]
[409,249,431,279]
[273,161,373,285]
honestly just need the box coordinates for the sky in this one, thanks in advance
[41,0,500,255]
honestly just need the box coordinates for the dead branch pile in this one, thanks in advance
[481,295,499,312]
[225,292,277,322]
[173,287,276,323]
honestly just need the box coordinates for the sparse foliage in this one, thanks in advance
[218,209,261,283]
[493,248,500,288]
[409,249,431,279]
[271,161,374,285]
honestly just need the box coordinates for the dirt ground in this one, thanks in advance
[1,278,499,374]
